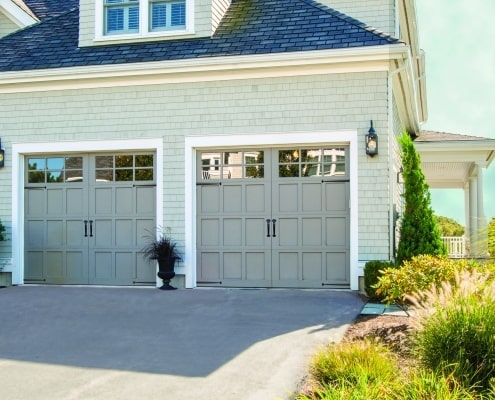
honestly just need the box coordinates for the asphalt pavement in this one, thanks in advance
[0,286,363,400]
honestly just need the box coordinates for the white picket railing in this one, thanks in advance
[442,236,467,259]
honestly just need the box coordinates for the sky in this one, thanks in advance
[415,0,495,225]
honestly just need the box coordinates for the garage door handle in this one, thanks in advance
[89,220,94,237]
[266,219,271,237]
[272,219,277,238]
[83,220,88,237]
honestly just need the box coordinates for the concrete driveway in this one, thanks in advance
[0,286,363,400]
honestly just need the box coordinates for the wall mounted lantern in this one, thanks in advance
[397,167,404,184]
[0,139,4,168]
[365,120,378,157]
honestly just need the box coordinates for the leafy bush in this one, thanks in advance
[489,217,495,258]
[363,260,396,300]
[410,270,495,392]
[373,255,491,305]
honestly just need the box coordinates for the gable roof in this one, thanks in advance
[0,0,400,72]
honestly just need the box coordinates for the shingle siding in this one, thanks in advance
[0,70,391,261]
[0,12,19,39]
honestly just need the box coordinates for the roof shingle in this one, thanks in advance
[0,0,401,72]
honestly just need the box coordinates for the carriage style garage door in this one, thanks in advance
[196,147,350,289]
[24,153,156,285]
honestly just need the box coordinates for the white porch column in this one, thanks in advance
[476,164,488,257]
[469,173,478,256]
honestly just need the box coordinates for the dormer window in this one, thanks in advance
[105,0,140,34]
[98,0,191,39]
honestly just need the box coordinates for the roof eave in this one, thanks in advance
[0,0,38,27]
[0,43,408,92]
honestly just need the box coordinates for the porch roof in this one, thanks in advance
[415,130,495,188]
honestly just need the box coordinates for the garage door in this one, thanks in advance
[196,147,350,289]
[24,153,156,285]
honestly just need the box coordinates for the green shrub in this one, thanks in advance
[411,270,495,392]
[298,341,401,399]
[373,255,490,305]
[489,217,495,258]
[396,133,447,265]
[398,370,480,400]
[363,260,396,300]
[0,219,5,241]
[297,341,480,400]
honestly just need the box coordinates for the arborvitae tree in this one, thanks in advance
[396,133,447,265]
[489,217,495,258]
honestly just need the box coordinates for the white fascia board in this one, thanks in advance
[416,141,495,167]
[0,44,408,93]
[0,0,38,27]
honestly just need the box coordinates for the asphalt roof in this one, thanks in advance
[0,0,400,72]
[416,131,495,142]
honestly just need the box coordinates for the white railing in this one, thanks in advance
[442,236,467,258]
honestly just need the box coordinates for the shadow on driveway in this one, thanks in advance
[0,286,363,376]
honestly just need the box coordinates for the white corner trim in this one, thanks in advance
[0,0,38,27]
[10,138,163,285]
[184,130,359,289]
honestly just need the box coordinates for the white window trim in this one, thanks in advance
[184,130,359,290]
[95,0,195,41]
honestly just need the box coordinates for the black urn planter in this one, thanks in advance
[157,256,178,290]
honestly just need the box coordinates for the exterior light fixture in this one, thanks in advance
[365,120,378,157]
[397,167,404,184]
[0,139,4,168]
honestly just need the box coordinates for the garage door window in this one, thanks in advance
[278,148,346,178]
[200,151,264,180]
[95,154,154,181]
[27,156,84,183]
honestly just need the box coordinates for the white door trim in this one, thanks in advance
[185,130,359,290]
[11,138,163,285]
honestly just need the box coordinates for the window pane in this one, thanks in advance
[107,8,124,32]
[151,2,167,29]
[245,165,264,178]
[136,155,153,167]
[116,169,133,181]
[65,157,83,169]
[66,170,83,182]
[116,155,133,168]
[96,170,113,182]
[171,2,185,26]
[47,157,64,170]
[28,171,45,183]
[128,5,139,30]
[279,165,299,177]
[28,158,45,171]
[96,156,113,169]
[135,169,153,181]
[47,171,63,183]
